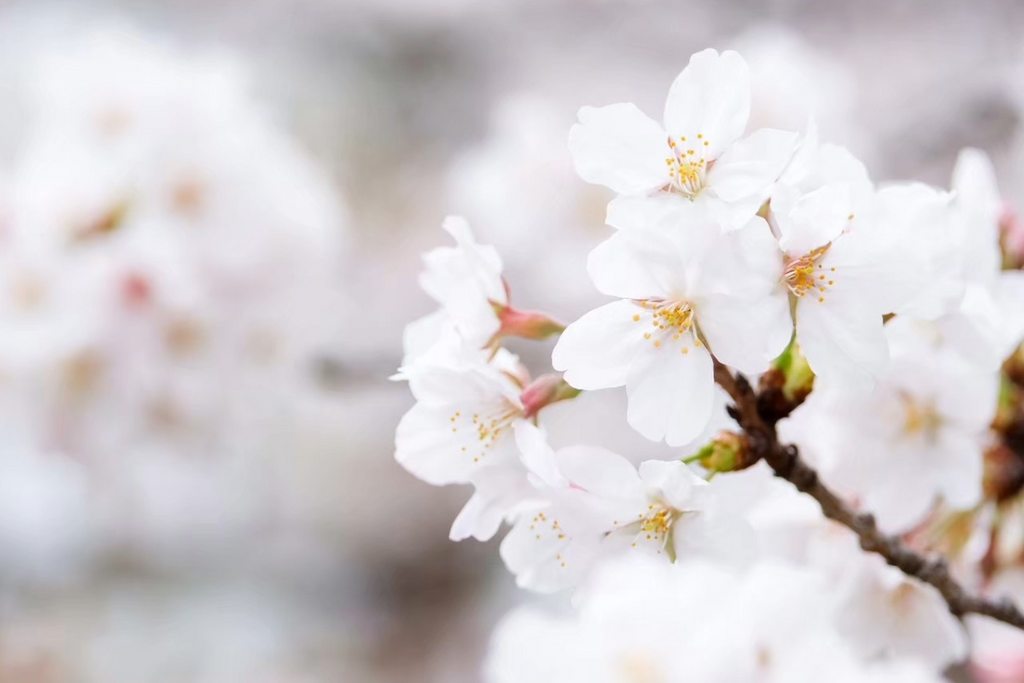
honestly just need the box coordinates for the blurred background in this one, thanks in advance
[0,0,1022,680]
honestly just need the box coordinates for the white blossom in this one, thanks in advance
[784,318,997,533]
[500,422,752,593]
[485,555,951,683]
[553,198,790,445]
[569,48,797,231]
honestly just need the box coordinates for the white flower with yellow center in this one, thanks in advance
[395,352,526,486]
[787,318,997,533]
[569,48,798,231]
[499,423,752,594]
[773,182,950,389]
[553,198,791,445]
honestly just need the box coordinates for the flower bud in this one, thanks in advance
[521,374,582,418]
[1000,204,1024,270]
[758,339,815,421]
[688,431,753,473]
[491,302,565,343]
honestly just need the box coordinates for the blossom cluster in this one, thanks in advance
[0,26,348,580]
[395,48,1024,678]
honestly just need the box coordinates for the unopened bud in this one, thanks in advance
[521,374,582,418]
[687,431,753,473]
[491,302,565,343]
[1000,205,1024,270]
[765,335,819,411]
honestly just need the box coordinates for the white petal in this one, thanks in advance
[406,364,518,407]
[637,459,701,509]
[931,430,984,511]
[499,510,595,593]
[605,193,688,232]
[706,128,798,202]
[552,300,648,390]
[953,147,1001,227]
[395,402,519,485]
[994,271,1024,357]
[514,421,567,489]
[698,191,767,233]
[691,212,787,301]
[796,295,888,390]
[450,491,504,542]
[568,103,669,195]
[587,228,681,299]
[775,183,852,255]
[664,49,750,159]
[698,291,792,374]
[557,445,643,500]
[625,341,715,446]
[863,454,940,534]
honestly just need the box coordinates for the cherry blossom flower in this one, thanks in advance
[569,48,798,230]
[498,422,752,594]
[771,181,953,388]
[485,555,951,683]
[406,216,565,366]
[553,198,790,445]
[917,148,1024,369]
[418,216,508,352]
[782,318,997,533]
[394,348,527,488]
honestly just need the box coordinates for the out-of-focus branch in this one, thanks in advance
[712,360,1024,631]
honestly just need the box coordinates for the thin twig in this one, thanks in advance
[712,360,1024,631]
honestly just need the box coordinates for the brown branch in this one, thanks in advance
[712,360,1024,631]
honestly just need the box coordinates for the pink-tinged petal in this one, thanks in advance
[625,341,715,446]
[796,294,888,390]
[706,128,798,202]
[552,300,648,390]
[568,103,669,195]
[556,445,643,500]
[664,49,750,159]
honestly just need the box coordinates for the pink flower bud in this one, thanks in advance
[491,303,565,343]
[520,374,581,418]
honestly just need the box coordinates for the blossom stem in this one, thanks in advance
[711,358,1024,632]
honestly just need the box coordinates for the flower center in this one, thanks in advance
[783,245,835,303]
[900,394,942,441]
[449,403,520,464]
[632,300,703,355]
[665,134,711,198]
[611,502,681,558]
